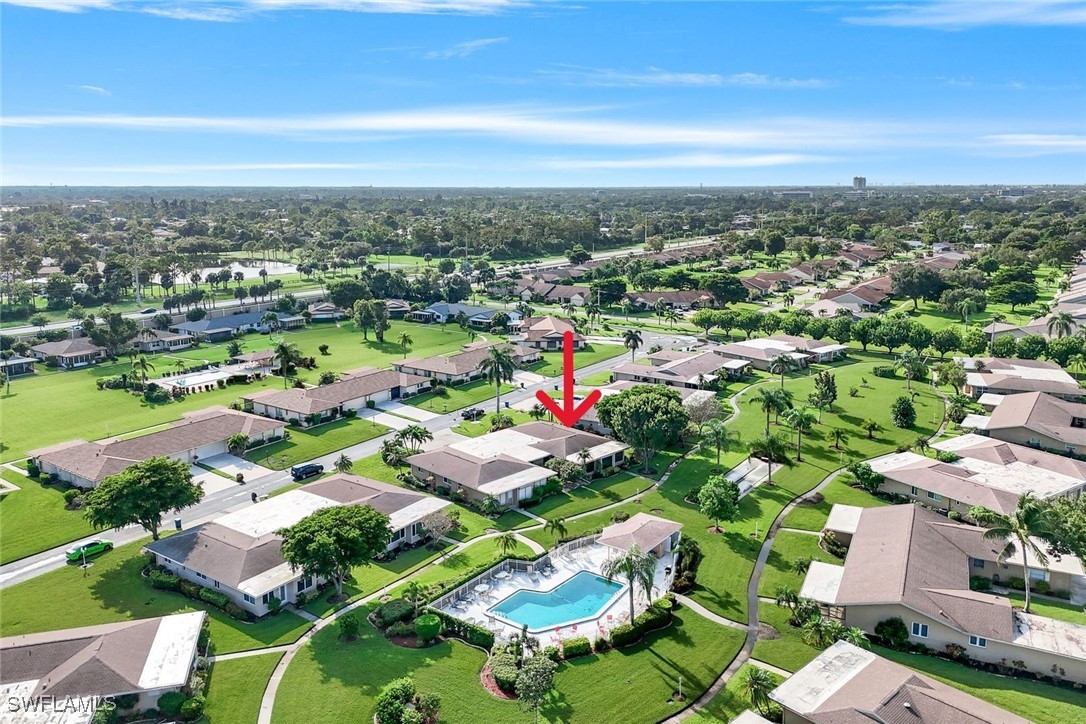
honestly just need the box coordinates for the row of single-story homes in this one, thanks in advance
[393,341,540,385]
[29,407,285,489]
[800,503,1086,684]
[406,421,628,508]
[144,473,452,617]
[243,367,432,424]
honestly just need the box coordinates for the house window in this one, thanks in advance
[261,592,274,605]
[927,491,942,502]
[243,594,255,605]
[391,528,405,542]
[973,559,985,569]
[1028,568,1048,582]
[195,571,207,580]
[213,580,220,589]
[969,635,987,648]
[911,622,928,638]
[910,486,918,496]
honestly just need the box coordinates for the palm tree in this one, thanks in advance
[602,544,657,621]
[744,666,776,716]
[748,386,793,435]
[830,428,848,450]
[969,494,1056,614]
[837,626,870,649]
[478,345,516,415]
[782,406,817,462]
[261,310,281,333]
[653,297,668,323]
[896,349,928,391]
[397,424,433,453]
[379,439,408,469]
[860,418,881,439]
[495,531,518,557]
[1047,311,1076,339]
[914,436,930,457]
[774,585,799,612]
[623,328,643,362]
[791,557,812,575]
[334,453,353,473]
[397,331,413,359]
[272,340,301,389]
[132,355,155,384]
[545,517,568,545]
[576,446,592,471]
[529,402,548,422]
[664,308,679,329]
[1068,353,1086,379]
[956,297,978,325]
[749,432,788,485]
[989,312,1006,352]
[227,433,249,455]
[620,298,633,321]
[802,616,835,647]
[768,353,800,388]
[702,418,740,470]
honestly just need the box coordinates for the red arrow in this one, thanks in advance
[535,330,602,427]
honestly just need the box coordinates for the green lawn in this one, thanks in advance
[750,601,825,673]
[755,531,841,599]
[243,417,390,469]
[526,343,628,377]
[348,452,403,484]
[685,663,784,724]
[386,536,535,598]
[577,368,614,386]
[1002,592,1086,625]
[780,477,888,531]
[0,539,312,654]
[272,607,743,724]
[0,469,102,565]
[407,378,515,413]
[204,652,283,723]
[451,408,535,436]
[872,645,1086,724]
[0,320,472,462]
[528,472,655,521]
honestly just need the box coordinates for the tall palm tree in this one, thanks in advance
[896,349,928,391]
[748,386,793,435]
[830,428,848,450]
[576,447,592,470]
[398,331,413,359]
[397,424,433,453]
[989,312,1006,352]
[545,517,567,545]
[969,494,1056,613]
[132,355,155,384]
[914,436,931,457]
[702,418,740,470]
[653,297,668,323]
[602,544,657,621]
[495,531,518,557]
[749,432,788,485]
[956,298,978,325]
[1068,353,1086,379]
[664,309,679,329]
[622,328,643,362]
[272,341,300,388]
[1046,311,1076,339]
[768,353,800,388]
[744,666,775,716]
[478,345,516,415]
[620,298,633,321]
[782,406,817,462]
[261,310,281,333]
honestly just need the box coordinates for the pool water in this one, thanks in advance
[488,571,624,632]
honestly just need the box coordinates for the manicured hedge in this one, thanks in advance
[148,569,180,591]
[426,608,494,649]
[489,652,519,693]
[610,623,639,647]
[157,692,186,716]
[561,636,592,658]
[376,599,415,626]
[198,587,230,609]
[414,613,442,641]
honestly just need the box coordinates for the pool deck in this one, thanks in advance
[438,541,675,644]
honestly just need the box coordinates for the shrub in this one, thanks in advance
[489,652,520,692]
[376,599,415,626]
[634,604,670,632]
[1007,577,1027,591]
[91,701,116,724]
[26,461,39,478]
[224,602,252,621]
[969,576,993,592]
[872,365,896,378]
[179,695,206,721]
[426,608,495,649]
[414,613,442,641]
[179,579,202,599]
[198,587,230,610]
[594,634,611,652]
[652,598,673,613]
[611,511,630,523]
[340,613,361,641]
[1033,579,1052,595]
[148,570,181,591]
[63,489,80,507]
[945,643,968,661]
[610,623,640,647]
[542,645,560,662]
[890,396,916,428]
[157,691,186,716]
[874,617,910,650]
[416,691,441,723]
[112,694,139,710]
[386,620,414,637]
[935,450,960,463]
[948,510,962,521]
[561,636,592,658]
[374,677,417,724]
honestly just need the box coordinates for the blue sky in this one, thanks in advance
[2,1,1084,186]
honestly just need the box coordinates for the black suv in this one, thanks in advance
[461,407,484,420]
[290,463,324,481]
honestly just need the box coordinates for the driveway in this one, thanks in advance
[201,453,275,480]
[378,401,441,421]
[357,408,412,431]
[189,467,238,496]
[513,370,547,385]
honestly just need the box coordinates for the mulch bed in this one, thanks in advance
[480,664,518,700]
[757,623,781,641]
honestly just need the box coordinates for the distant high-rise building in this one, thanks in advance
[852,176,867,190]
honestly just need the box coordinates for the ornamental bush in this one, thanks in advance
[489,652,520,693]
[561,636,592,658]
[157,691,186,716]
[148,570,180,591]
[890,396,916,429]
[874,617,910,650]
[386,620,414,637]
[872,365,897,379]
[374,677,417,724]
[377,599,415,626]
[542,645,560,662]
[414,613,442,641]
[339,613,361,641]
[179,695,206,721]
[609,623,640,647]
[198,587,230,609]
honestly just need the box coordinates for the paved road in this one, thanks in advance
[0,328,686,589]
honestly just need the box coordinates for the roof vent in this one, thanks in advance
[904,703,912,709]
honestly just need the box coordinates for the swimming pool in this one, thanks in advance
[487,571,625,632]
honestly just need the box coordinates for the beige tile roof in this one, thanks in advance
[397,342,533,376]
[519,316,584,344]
[30,337,105,358]
[598,512,681,552]
[244,368,429,415]
[984,391,1086,446]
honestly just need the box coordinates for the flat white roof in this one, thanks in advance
[977,393,1007,407]
[800,561,844,604]
[825,504,863,535]
[388,496,451,531]
[811,343,849,354]
[239,561,297,596]
[769,641,874,714]
[477,467,553,496]
[1013,612,1086,660]
[215,490,334,538]
[0,681,94,724]
[138,611,204,689]
[959,413,992,430]
[450,429,548,463]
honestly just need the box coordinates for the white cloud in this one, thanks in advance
[844,1,1086,29]
[76,84,111,95]
[537,65,832,89]
[539,153,834,170]
[0,0,524,19]
[981,134,1086,153]
[424,37,508,59]
[64,161,450,173]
